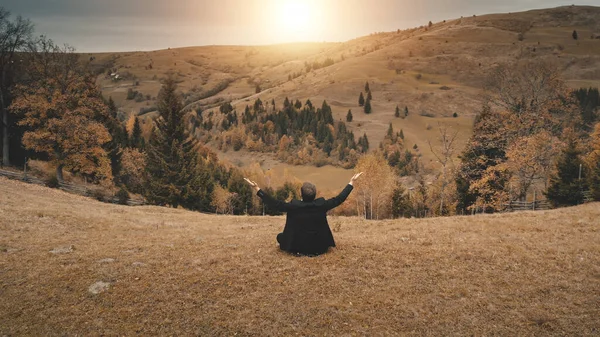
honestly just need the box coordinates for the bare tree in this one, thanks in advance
[485,61,563,116]
[0,8,33,166]
[428,123,458,215]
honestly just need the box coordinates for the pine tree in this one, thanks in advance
[145,76,209,209]
[404,106,409,117]
[455,106,508,213]
[364,98,372,114]
[358,92,365,106]
[367,90,372,101]
[387,123,394,137]
[346,109,353,122]
[391,182,412,218]
[130,116,144,149]
[294,99,302,109]
[587,123,600,201]
[395,105,400,117]
[546,136,587,207]
[365,81,370,93]
[572,30,578,40]
[399,129,404,140]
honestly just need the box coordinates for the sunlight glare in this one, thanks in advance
[274,0,322,42]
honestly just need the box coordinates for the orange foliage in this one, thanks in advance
[11,74,113,182]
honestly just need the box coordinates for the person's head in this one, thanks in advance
[301,182,317,202]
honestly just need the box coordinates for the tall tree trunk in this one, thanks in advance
[1,105,8,167]
[1,84,8,167]
[56,164,64,182]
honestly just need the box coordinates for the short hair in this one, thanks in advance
[301,182,316,202]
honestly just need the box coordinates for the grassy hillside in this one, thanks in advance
[1,177,599,335]
[87,5,600,189]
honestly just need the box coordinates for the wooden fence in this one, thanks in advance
[0,168,145,206]
[503,200,551,212]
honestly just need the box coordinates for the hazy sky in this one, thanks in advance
[2,0,599,52]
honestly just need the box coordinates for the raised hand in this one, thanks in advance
[349,172,364,185]
[244,178,261,192]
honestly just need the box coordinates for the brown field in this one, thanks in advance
[1,177,599,335]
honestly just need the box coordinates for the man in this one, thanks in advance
[244,172,363,256]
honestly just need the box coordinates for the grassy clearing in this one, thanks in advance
[1,177,599,335]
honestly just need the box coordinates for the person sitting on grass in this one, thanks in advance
[244,172,363,256]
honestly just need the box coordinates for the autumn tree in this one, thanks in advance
[10,42,113,182]
[427,124,458,215]
[353,153,396,219]
[211,185,235,214]
[0,8,34,166]
[145,76,211,209]
[119,147,146,194]
[502,131,560,200]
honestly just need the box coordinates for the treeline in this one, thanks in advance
[456,61,600,213]
[192,97,370,168]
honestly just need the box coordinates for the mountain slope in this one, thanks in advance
[89,5,600,186]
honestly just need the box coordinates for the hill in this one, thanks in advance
[1,177,599,335]
[86,6,600,189]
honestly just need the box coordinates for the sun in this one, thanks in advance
[274,0,321,42]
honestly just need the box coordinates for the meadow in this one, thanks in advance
[1,177,598,335]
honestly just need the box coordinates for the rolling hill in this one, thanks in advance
[88,5,600,189]
[1,176,599,335]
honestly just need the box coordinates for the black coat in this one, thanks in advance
[257,184,354,255]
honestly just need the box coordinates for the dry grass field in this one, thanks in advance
[1,177,599,335]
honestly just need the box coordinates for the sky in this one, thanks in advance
[2,0,599,52]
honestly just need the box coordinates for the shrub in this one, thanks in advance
[90,187,111,202]
[116,188,130,205]
[415,73,422,80]
[45,175,60,188]
[453,112,458,118]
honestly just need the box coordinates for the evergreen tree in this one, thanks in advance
[130,116,144,149]
[365,81,370,93]
[395,105,400,117]
[145,76,210,209]
[545,136,587,207]
[587,123,600,201]
[404,106,409,117]
[346,109,353,122]
[294,99,302,109]
[399,129,404,140]
[387,123,394,137]
[455,106,508,213]
[572,30,578,40]
[364,98,372,114]
[391,182,412,218]
[367,90,372,101]
[358,92,365,106]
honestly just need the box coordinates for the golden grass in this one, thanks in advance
[1,177,599,335]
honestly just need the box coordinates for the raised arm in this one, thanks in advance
[244,178,293,212]
[323,172,363,211]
